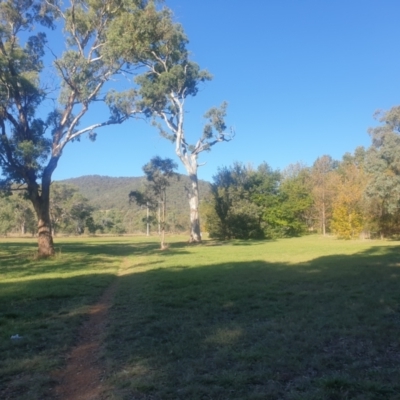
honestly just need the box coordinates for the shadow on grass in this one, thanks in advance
[105,245,400,400]
[0,240,191,279]
[1,242,400,399]
[229,238,277,246]
[0,273,116,400]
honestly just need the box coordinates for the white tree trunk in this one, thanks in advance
[168,98,203,243]
[188,173,201,242]
[178,153,202,242]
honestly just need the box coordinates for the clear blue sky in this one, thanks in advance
[53,0,400,182]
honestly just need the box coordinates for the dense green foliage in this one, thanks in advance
[364,107,400,237]
[204,110,400,240]
[203,162,312,239]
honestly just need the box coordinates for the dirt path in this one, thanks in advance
[52,280,118,400]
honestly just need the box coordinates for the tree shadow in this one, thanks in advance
[105,245,400,399]
[56,240,193,257]
[0,239,191,279]
[1,242,400,399]
[0,272,116,400]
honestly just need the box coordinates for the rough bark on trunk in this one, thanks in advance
[37,206,55,257]
[30,191,55,257]
[29,157,59,257]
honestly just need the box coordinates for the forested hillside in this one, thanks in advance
[59,175,211,234]
[0,175,211,237]
[59,175,144,210]
[60,174,211,211]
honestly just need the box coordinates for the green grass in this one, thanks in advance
[104,235,400,400]
[1,235,400,399]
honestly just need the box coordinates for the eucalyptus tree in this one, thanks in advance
[108,5,233,242]
[0,0,169,256]
[129,156,178,248]
[204,162,279,240]
[365,107,400,237]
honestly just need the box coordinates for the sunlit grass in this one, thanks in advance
[1,235,400,399]
[104,235,400,400]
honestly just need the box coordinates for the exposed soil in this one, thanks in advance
[52,280,118,400]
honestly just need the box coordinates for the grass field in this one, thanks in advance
[1,235,400,399]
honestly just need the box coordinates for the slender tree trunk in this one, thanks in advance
[161,193,166,249]
[146,203,150,236]
[158,203,161,235]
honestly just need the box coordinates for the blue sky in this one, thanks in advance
[53,0,400,182]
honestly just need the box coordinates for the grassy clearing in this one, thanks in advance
[1,235,400,399]
[104,235,400,400]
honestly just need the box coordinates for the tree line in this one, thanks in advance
[0,176,208,237]
[2,100,399,242]
[203,108,400,240]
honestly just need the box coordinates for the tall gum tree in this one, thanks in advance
[129,156,178,249]
[107,5,233,242]
[365,107,400,237]
[0,0,167,256]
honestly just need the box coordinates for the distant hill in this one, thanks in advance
[58,175,211,229]
[59,175,145,210]
[59,174,211,210]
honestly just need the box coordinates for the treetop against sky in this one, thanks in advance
[47,0,400,182]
